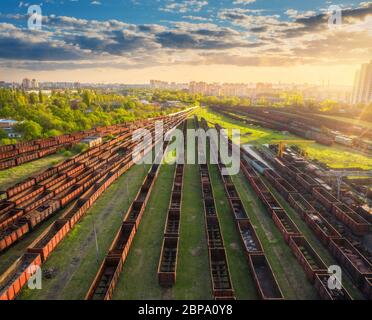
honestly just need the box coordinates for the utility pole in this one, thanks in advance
[92,216,99,265]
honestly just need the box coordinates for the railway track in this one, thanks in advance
[85,118,187,300]
[254,146,372,299]
[200,118,283,300]
[194,116,235,300]
[0,113,189,253]
[213,122,354,300]
[0,122,140,171]
[157,120,187,288]
[0,110,191,300]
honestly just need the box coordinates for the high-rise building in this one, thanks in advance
[22,78,31,89]
[22,78,39,90]
[351,61,372,105]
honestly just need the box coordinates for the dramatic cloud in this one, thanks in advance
[0,2,371,73]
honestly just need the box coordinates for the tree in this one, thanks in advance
[0,128,8,139]
[15,120,43,140]
[38,91,44,103]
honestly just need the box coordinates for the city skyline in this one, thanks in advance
[0,1,371,84]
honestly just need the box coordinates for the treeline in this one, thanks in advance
[0,89,184,144]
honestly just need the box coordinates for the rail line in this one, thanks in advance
[194,116,235,300]
[0,110,191,300]
[0,114,187,253]
[214,123,353,300]
[157,120,187,288]
[200,118,283,300]
[85,118,188,300]
[255,146,372,299]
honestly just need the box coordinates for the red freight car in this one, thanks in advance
[237,219,264,256]
[0,159,16,170]
[288,193,316,220]
[289,236,327,283]
[0,219,30,252]
[314,273,352,300]
[0,201,15,216]
[0,253,41,300]
[85,256,123,300]
[209,248,235,300]
[158,237,179,288]
[248,254,284,300]
[16,152,39,166]
[27,219,70,262]
[272,210,301,243]
[304,212,341,246]
[164,210,180,238]
[275,178,297,200]
[263,169,281,185]
[23,201,60,229]
[54,185,84,207]
[35,167,59,183]
[6,178,36,198]
[329,238,372,287]
[205,216,224,249]
[19,191,55,214]
[8,185,44,206]
[331,203,370,236]
[312,187,340,211]
[108,222,136,263]
[0,149,18,160]
[0,209,23,230]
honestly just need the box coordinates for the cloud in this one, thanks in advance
[233,0,256,5]
[160,0,208,13]
[0,2,371,72]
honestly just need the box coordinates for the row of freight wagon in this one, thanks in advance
[214,123,354,300]
[0,113,187,253]
[259,150,372,299]
[0,128,139,252]
[0,123,132,171]
[157,121,187,288]
[214,106,334,146]
[85,117,188,300]
[196,116,234,300]
[0,112,191,300]
[202,118,284,300]
[216,107,372,154]
[0,111,180,210]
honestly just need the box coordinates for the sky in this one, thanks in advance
[0,0,371,85]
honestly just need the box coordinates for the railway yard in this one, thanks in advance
[0,107,371,300]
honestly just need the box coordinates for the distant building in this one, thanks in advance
[0,119,18,129]
[22,78,39,90]
[22,78,31,89]
[0,119,21,138]
[351,61,372,105]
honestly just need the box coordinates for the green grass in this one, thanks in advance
[196,108,372,170]
[208,163,258,299]
[231,172,318,300]
[19,163,150,300]
[113,163,176,300]
[0,154,68,191]
[173,118,211,299]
